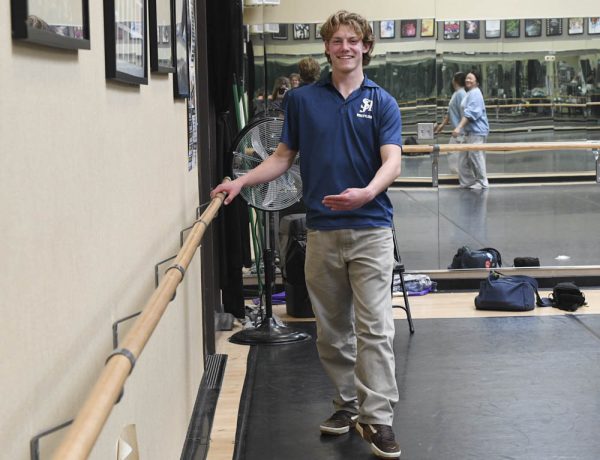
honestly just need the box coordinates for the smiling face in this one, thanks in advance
[465,72,479,91]
[325,25,370,75]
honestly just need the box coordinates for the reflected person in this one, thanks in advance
[452,70,489,189]
[434,72,466,174]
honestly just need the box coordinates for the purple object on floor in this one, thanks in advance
[252,291,287,305]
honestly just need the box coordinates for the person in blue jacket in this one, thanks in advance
[211,10,402,459]
[452,70,490,189]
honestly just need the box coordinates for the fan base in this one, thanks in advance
[229,317,310,345]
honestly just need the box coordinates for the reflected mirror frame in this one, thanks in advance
[149,0,176,73]
[10,0,90,50]
[103,0,148,85]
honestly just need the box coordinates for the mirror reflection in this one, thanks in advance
[246,13,600,270]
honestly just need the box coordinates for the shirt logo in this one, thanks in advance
[357,98,373,119]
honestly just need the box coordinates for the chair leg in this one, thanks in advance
[398,272,415,334]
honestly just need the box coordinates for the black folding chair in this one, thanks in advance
[391,224,415,334]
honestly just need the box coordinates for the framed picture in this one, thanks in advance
[400,20,417,38]
[272,24,288,40]
[421,19,434,37]
[568,17,584,35]
[546,18,562,36]
[11,0,90,50]
[104,0,148,85]
[293,23,310,40]
[315,23,322,39]
[464,20,480,39]
[589,17,600,35]
[149,0,175,72]
[369,21,375,34]
[524,19,542,37]
[505,19,520,38]
[485,20,501,38]
[173,0,189,97]
[380,20,395,39]
[443,21,460,40]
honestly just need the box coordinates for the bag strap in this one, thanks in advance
[493,271,552,307]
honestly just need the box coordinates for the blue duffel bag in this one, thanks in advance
[475,272,549,311]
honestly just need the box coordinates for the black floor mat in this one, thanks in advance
[238,316,600,460]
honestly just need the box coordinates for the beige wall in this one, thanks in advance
[1,2,204,459]
[245,0,599,23]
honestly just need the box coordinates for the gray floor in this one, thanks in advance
[390,183,600,270]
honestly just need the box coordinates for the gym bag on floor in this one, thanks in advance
[475,272,548,312]
[449,246,502,269]
[549,282,586,312]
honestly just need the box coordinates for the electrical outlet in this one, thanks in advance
[417,123,434,140]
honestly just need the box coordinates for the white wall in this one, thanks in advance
[0,2,204,459]
[244,0,599,23]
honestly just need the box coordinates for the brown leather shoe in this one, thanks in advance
[356,422,401,458]
[319,410,359,435]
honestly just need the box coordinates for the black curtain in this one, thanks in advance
[207,0,251,318]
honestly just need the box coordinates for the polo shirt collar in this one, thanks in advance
[316,72,380,89]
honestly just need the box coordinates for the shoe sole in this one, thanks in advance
[319,415,358,435]
[356,424,401,459]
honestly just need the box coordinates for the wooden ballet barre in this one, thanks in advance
[51,178,230,460]
[403,141,600,155]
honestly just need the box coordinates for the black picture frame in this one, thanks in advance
[443,21,460,40]
[272,24,288,40]
[524,19,542,37]
[504,19,520,38]
[589,17,600,35]
[400,20,417,38]
[485,20,501,38]
[293,23,310,40]
[380,20,395,39]
[464,20,480,39]
[173,0,189,98]
[149,0,175,72]
[104,0,148,85]
[568,17,584,35]
[10,0,90,50]
[546,18,562,36]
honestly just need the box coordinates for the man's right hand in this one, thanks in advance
[210,179,243,205]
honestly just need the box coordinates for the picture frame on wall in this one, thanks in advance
[464,20,480,39]
[315,23,322,39]
[443,21,460,40]
[272,24,288,40]
[103,0,148,85]
[380,20,395,39]
[420,19,434,37]
[10,0,90,50]
[589,17,600,35]
[485,20,501,38]
[293,23,310,40]
[400,20,417,38]
[568,17,584,35]
[524,19,542,37]
[546,18,562,36]
[149,0,175,73]
[505,19,520,38]
[173,0,189,97]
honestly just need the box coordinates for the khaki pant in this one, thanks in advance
[305,227,398,425]
[458,134,488,188]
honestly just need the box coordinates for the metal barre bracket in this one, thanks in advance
[593,149,600,184]
[30,419,74,460]
[105,348,136,374]
[431,144,440,188]
[166,264,186,279]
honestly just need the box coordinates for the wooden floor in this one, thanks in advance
[205,289,600,460]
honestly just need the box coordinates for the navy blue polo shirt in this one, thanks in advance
[281,74,402,230]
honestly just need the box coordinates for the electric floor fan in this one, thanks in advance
[228,116,310,345]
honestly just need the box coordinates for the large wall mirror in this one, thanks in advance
[244,8,600,272]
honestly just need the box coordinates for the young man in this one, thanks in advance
[211,10,402,458]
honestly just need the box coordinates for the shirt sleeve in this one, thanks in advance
[378,92,402,147]
[280,91,299,150]
[463,90,484,122]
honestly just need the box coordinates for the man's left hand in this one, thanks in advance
[322,188,374,211]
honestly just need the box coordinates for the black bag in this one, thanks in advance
[549,282,586,312]
[514,257,540,267]
[475,272,545,311]
[449,246,501,269]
